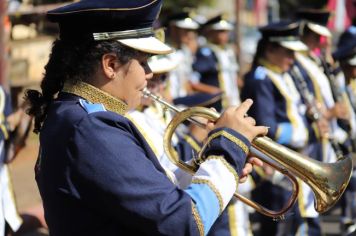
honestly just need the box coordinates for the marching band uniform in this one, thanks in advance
[333,25,356,236]
[296,9,349,156]
[333,26,356,152]
[34,2,253,235]
[289,57,340,236]
[293,13,355,235]
[193,15,240,110]
[293,52,340,163]
[175,93,255,236]
[128,54,192,187]
[127,101,180,183]
[0,86,22,235]
[38,80,250,236]
[166,12,201,99]
[242,21,323,236]
[242,22,309,151]
[294,15,356,231]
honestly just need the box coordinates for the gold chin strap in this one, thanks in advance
[62,81,128,115]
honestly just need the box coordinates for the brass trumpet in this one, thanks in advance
[142,89,353,219]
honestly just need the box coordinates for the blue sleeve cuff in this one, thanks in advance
[201,127,250,176]
[185,183,220,234]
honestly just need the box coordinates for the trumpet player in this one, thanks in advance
[24,1,268,235]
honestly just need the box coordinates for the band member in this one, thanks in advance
[241,21,323,235]
[24,0,268,235]
[333,25,356,236]
[333,25,356,153]
[0,86,22,235]
[193,14,240,110]
[165,11,201,99]
[296,8,350,159]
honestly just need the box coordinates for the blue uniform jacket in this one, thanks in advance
[176,133,232,236]
[193,47,219,88]
[242,70,287,144]
[242,66,312,150]
[36,91,249,236]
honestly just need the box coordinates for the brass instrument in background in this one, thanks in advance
[319,55,356,154]
[142,89,353,219]
[290,65,344,158]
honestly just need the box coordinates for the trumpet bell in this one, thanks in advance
[252,136,353,213]
[313,155,353,212]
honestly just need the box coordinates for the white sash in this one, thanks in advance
[209,44,241,107]
[263,68,309,148]
[127,106,193,188]
[168,45,197,98]
[296,53,346,162]
[0,161,22,234]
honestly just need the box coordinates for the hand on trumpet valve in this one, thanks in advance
[239,156,263,183]
[213,99,269,142]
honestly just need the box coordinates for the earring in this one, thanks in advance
[111,74,115,79]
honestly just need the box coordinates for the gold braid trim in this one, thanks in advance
[206,130,249,154]
[258,58,284,74]
[227,203,237,236]
[62,81,128,115]
[0,124,8,140]
[204,155,239,190]
[192,203,204,236]
[191,178,224,214]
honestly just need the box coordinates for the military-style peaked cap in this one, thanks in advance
[259,21,308,51]
[166,11,200,30]
[296,8,331,37]
[333,26,356,65]
[202,14,234,31]
[47,0,172,54]
[148,54,178,74]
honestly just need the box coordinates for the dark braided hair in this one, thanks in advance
[251,38,282,69]
[25,39,142,133]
